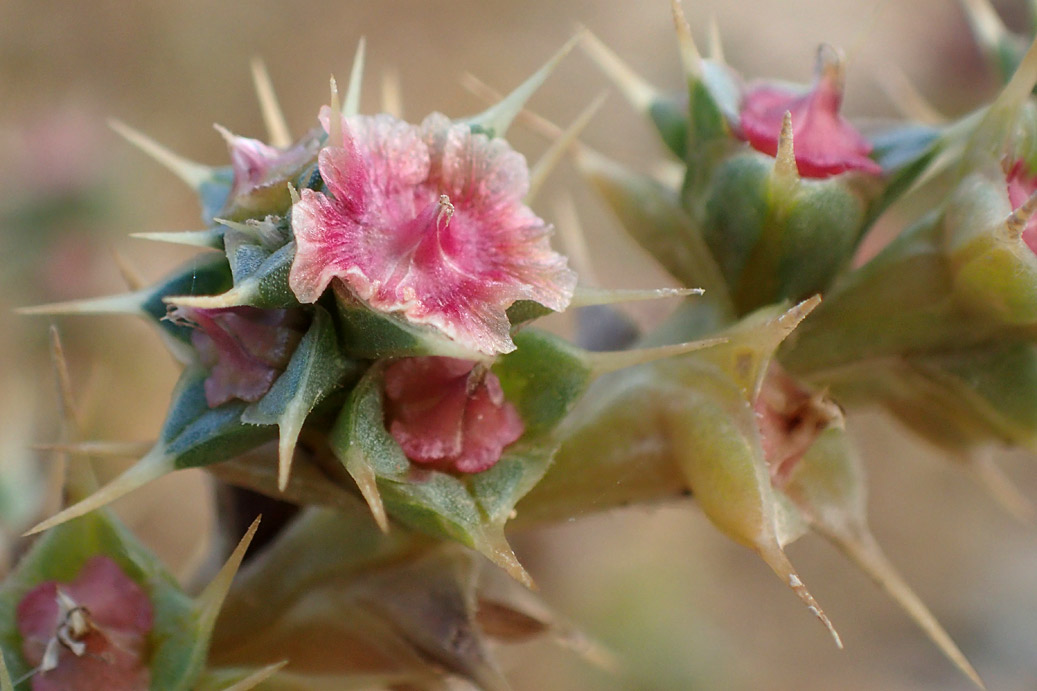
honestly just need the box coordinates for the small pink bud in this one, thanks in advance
[289,110,576,356]
[383,356,524,473]
[169,306,306,406]
[1005,159,1037,252]
[739,46,881,179]
[217,125,318,203]
[16,556,153,691]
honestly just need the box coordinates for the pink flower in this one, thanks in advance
[169,306,306,407]
[383,357,524,474]
[1006,160,1037,253]
[754,366,843,485]
[216,125,319,207]
[16,556,153,691]
[738,47,881,179]
[289,110,576,356]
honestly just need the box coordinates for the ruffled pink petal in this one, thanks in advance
[16,556,153,691]
[739,58,880,179]
[384,357,524,474]
[289,111,575,356]
[1006,160,1037,253]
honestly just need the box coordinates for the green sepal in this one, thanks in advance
[682,62,741,195]
[0,509,201,689]
[864,122,943,225]
[241,306,359,487]
[505,300,555,328]
[197,166,234,223]
[648,95,689,159]
[332,284,485,361]
[328,329,591,585]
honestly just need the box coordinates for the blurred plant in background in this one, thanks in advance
[4,0,1037,689]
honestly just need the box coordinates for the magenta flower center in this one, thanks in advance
[16,556,153,691]
[383,356,524,474]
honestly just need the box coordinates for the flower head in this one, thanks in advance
[383,356,524,473]
[289,110,576,356]
[16,556,153,691]
[738,45,880,179]
[169,305,306,407]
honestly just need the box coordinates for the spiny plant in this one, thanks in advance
[5,0,1037,688]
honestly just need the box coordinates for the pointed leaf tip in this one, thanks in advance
[344,37,367,118]
[218,661,289,691]
[251,57,292,148]
[465,32,581,137]
[760,545,842,648]
[774,111,799,180]
[579,30,660,112]
[0,649,13,691]
[834,530,985,689]
[1006,187,1037,239]
[109,119,213,190]
[671,0,703,78]
[528,91,608,203]
[17,291,146,317]
[586,336,727,376]
[23,449,175,536]
[198,515,261,626]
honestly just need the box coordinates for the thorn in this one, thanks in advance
[1005,186,1037,239]
[251,57,292,148]
[528,92,608,203]
[465,32,581,137]
[579,30,659,112]
[49,326,84,432]
[110,249,147,291]
[109,119,212,191]
[958,0,1010,57]
[0,648,13,691]
[130,229,224,249]
[164,287,247,310]
[276,425,300,492]
[219,660,289,691]
[586,336,727,377]
[23,449,175,536]
[197,515,261,631]
[967,454,1035,525]
[33,440,153,457]
[380,68,403,118]
[474,529,536,590]
[571,285,703,307]
[707,15,725,63]
[830,528,985,688]
[554,195,599,284]
[776,295,822,337]
[670,0,703,79]
[287,181,300,206]
[460,73,567,142]
[759,544,843,648]
[17,291,145,317]
[875,64,947,125]
[344,453,389,533]
[774,111,799,180]
[328,75,342,148]
[344,37,367,118]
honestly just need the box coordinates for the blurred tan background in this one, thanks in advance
[2,1,1036,689]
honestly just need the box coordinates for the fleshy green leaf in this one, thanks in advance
[167,242,297,310]
[242,307,358,489]
[329,330,591,585]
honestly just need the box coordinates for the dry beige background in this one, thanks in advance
[2,1,1036,689]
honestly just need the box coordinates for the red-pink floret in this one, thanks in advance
[1006,160,1037,253]
[383,356,524,474]
[16,556,153,691]
[219,127,319,203]
[171,306,306,407]
[289,110,576,356]
[738,61,880,179]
